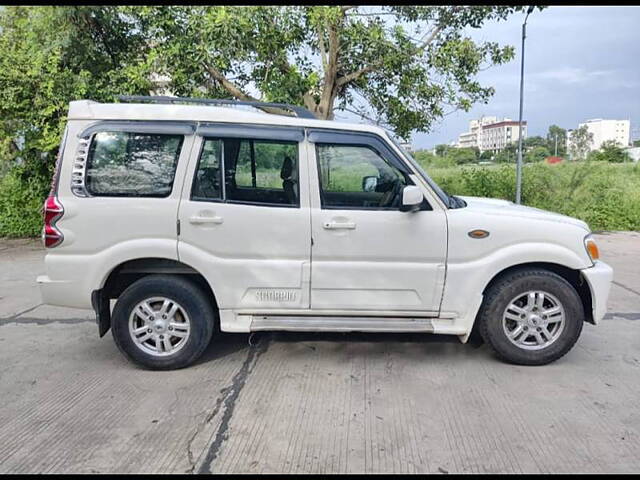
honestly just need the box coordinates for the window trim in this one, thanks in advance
[79,120,196,139]
[190,135,301,209]
[81,131,185,199]
[313,141,430,212]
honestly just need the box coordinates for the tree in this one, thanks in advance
[449,147,478,165]
[523,135,547,149]
[567,125,594,161]
[525,145,550,163]
[546,125,567,156]
[435,144,453,157]
[129,6,534,138]
[588,140,631,163]
[0,6,153,236]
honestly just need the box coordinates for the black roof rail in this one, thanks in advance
[117,95,317,120]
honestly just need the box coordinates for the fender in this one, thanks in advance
[439,241,591,342]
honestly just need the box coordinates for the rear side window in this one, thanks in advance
[192,137,299,207]
[86,132,183,197]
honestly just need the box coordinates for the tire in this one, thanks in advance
[478,268,584,366]
[111,275,215,370]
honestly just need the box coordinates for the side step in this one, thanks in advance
[249,315,435,333]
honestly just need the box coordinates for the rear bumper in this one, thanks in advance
[37,274,92,309]
[580,260,614,324]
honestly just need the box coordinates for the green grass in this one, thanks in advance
[423,161,640,231]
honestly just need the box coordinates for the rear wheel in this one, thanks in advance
[478,268,584,365]
[111,275,215,370]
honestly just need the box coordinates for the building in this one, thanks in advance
[625,146,640,162]
[457,116,498,149]
[480,120,527,153]
[567,119,630,152]
[457,116,527,153]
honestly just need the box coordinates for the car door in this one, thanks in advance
[177,124,311,312]
[308,129,448,313]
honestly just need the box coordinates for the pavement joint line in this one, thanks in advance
[603,312,640,320]
[0,303,43,322]
[0,316,94,327]
[612,281,640,297]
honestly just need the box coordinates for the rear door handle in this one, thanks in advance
[189,215,224,225]
[323,221,356,230]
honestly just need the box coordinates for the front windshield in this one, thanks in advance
[384,132,454,207]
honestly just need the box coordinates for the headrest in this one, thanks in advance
[280,156,293,180]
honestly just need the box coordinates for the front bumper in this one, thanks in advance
[580,260,614,324]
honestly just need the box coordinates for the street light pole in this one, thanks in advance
[515,6,535,205]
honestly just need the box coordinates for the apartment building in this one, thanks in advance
[566,119,630,151]
[457,116,527,152]
[457,116,498,149]
[480,120,527,153]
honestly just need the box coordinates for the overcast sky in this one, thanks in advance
[408,6,640,149]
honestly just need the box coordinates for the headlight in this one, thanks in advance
[584,234,600,262]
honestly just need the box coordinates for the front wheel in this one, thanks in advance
[111,275,215,370]
[478,268,584,365]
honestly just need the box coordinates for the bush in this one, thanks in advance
[428,162,640,231]
[0,168,48,237]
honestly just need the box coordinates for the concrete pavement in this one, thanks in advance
[0,232,639,473]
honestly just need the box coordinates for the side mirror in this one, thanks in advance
[362,176,378,192]
[400,185,424,212]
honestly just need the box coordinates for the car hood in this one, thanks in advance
[457,195,590,231]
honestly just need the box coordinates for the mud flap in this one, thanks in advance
[91,289,111,337]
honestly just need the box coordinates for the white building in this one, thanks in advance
[457,116,498,149]
[567,119,630,152]
[457,116,527,152]
[480,120,527,153]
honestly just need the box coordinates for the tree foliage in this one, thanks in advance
[546,124,566,156]
[128,5,532,138]
[568,125,594,161]
[588,140,632,163]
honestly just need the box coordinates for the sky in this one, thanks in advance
[406,6,640,150]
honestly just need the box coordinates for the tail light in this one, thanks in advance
[42,196,64,248]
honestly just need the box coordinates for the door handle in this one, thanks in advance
[189,215,224,225]
[323,221,356,230]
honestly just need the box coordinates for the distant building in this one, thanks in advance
[399,142,413,153]
[625,146,640,162]
[457,116,527,153]
[457,116,498,149]
[567,119,630,152]
[480,120,527,153]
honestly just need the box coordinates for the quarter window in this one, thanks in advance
[86,132,183,197]
[192,138,299,206]
[316,144,412,209]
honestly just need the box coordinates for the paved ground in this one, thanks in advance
[0,232,639,473]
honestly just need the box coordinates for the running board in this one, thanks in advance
[248,315,435,333]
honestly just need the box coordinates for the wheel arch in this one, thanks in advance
[94,257,219,337]
[480,261,594,324]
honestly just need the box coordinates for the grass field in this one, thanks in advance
[423,161,640,231]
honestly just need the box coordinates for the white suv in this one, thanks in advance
[38,97,613,370]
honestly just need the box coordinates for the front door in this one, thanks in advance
[178,125,311,312]
[308,131,447,313]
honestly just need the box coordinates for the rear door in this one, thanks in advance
[308,130,448,313]
[177,124,311,312]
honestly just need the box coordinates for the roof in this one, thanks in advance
[482,120,527,129]
[67,100,387,136]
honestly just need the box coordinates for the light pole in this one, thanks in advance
[515,6,535,205]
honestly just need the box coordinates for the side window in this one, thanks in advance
[86,132,183,197]
[316,144,412,209]
[192,137,299,206]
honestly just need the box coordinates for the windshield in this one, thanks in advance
[384,132,464,208]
